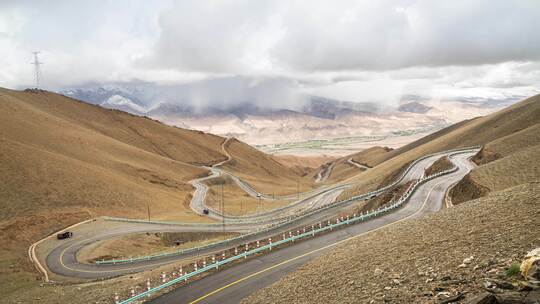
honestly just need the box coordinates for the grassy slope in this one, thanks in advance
[424,156,453,176]
[204,176,289,216]
[0,88,311,298]
[273,154,335,176]
[339,94,540,198]
[311,146,392,184]
[0,88,227,226]
[244,95,540,304]
[221,138,316,195]
[245,182,540,304]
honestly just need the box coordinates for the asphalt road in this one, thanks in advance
[43,150,476,284]
[148,151,477,304]
[188,150,445,224]
[347,157,371,170]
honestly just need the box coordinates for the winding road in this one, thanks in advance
[149,150,478,304]
[347,157,370,170]
[40,148,478,287]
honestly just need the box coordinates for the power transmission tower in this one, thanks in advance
[31,51,43,89]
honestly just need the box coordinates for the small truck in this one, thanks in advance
[57,231,73,240]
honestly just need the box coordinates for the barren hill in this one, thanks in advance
[243,94,540,304]
[221,138,316,195]
[310,146,392,183]
[0,88,308,243]
[339,94,540,197]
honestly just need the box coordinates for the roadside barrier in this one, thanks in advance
[98,147,480,265]
[113,148,478,304]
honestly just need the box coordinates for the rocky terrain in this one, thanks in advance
[244,95,540,303]
[425,156,455,176]
[244,182,540,304]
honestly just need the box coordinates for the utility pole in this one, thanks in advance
[221,183,225,233]
[31,51,43,89]
[297,179,300,200]
[147,203,151,222]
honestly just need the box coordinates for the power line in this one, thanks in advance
[31,51,43,89]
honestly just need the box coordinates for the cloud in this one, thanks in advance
[0,0,539,107]
[148,0,284,74]
[150,0,540,73]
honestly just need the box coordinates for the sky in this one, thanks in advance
[1,0,540,106]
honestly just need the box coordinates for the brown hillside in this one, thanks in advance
[245,182,540,304]
[221,138,316,195]
[0,88,307,244]
[311,146,392,184]
[0,88,227,226]
[273,154,335,176]
[451,113,540,204]
[340,94,540,199]
[424,156,453,176]
[350,146,393,167]
[246,95,540,304]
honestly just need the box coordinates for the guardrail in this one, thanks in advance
[196,145,482,222]
[113,149,478,304]
[99,147,480,266]
[96,219,288,265]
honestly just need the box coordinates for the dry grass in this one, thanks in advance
[310,146,392,184]
[244,182,540,304]
[204,176,290,216]
[424,156,453,176]
[339,94,540,199]
[350,146,394,167]
[221,138,316,195]
[273,154,335,176]
[77,231,239,263]
[0,88,312,302]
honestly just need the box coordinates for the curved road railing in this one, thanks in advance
[96,147,479,266]
[115,149,477,304]
[200,145,481,221]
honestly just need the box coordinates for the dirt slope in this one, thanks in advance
[221,138,317,195]
[273,154,335,176]
[424,156,454,176]
[0,88,309,257]
[311,146,392,183]
[245,182,540,304]
[0,89,230,227]
[0,88,317,300]
[245,95,540,304]
[350,146,393,167]
[340,94,540,199]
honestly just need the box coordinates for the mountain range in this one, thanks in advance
[59,83,515,146]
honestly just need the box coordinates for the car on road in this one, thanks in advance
[57,231,73,240]
[203,209,209,215]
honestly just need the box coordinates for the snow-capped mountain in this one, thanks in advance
[58,82,511,146]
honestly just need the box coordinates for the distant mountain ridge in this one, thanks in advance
[58,83,510,145]
[398,101,433,114]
